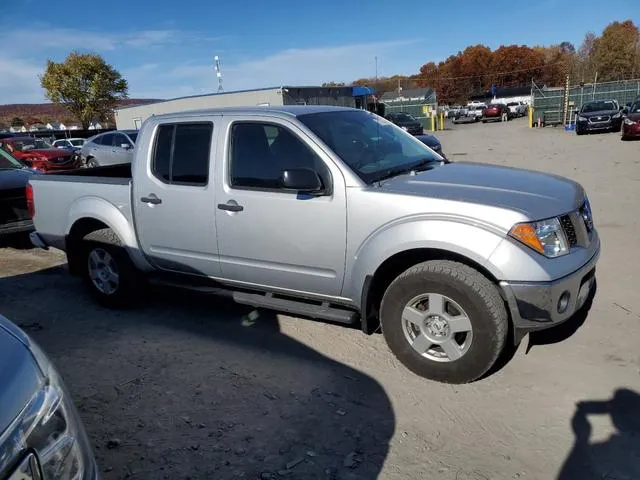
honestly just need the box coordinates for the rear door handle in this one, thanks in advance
[141,194,162,205]
[217,202,243,212]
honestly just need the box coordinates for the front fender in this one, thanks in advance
[66,197,152,271]
[344,219,508,302]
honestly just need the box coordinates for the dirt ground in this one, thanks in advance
[1,117,639,480]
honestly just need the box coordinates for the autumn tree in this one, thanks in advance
[590,20,640,81]
[40,52,128,129]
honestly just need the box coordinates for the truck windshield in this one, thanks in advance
[298,110,441,184]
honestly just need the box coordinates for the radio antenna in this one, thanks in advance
[214,55,224,93]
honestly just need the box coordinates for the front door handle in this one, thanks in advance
[217,202,244,212]
[141,194,162,205]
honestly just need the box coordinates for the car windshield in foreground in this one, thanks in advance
[70,139,84,146]
[582,101,616,113]
[630,103,640,113]
[0,149,25,169]
[298,110,441,184]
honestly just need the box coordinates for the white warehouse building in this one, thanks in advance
[114,85,376,130]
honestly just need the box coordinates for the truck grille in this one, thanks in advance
[560,214,578,247]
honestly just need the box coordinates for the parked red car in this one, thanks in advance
[482,104,511,123]
[622,100,640,140]
[0,136,80,172]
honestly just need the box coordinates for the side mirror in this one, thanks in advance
[281,168,323,193]
[121,143,131,149]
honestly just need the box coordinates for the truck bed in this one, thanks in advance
[44,163,132,181]
[29,163,133,249]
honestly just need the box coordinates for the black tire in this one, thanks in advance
[482,119,487,124]
[86,157,99,168]
[379,260,508,384]
[80,228,142,307]
[576,129,585,136]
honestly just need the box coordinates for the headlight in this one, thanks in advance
[613,112,622,119]
[624,117,637,125]
[509,217,569,258]
[0,340,97,479]
[577,116,587,121]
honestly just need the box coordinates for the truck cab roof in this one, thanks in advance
[147,105,357,122]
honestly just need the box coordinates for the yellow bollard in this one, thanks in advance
[439,111,445,130]
[528,106,534,128]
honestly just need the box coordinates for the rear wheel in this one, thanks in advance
[80,229,142,307]
[380,260,508,384]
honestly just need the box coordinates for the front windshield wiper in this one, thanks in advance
[371,158,437,184]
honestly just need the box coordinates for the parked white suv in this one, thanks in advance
[507,102,527,117]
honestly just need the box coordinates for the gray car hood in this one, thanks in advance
[378,162,585,220]
[0,316,41,438]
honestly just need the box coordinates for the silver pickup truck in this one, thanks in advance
[27,106,600,384]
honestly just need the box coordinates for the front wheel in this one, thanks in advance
[380,260,508,384]
[80,229,142,307]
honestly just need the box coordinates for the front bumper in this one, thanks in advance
[622,123,640,138]
[500,245,600,333]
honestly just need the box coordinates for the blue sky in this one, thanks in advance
[0,0,638,103]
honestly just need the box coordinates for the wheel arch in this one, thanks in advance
[360,248,505,335]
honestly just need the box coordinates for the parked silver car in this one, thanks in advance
[80,130,138,167]
[0,314,98,479]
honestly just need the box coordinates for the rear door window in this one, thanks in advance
[151,122,213,186]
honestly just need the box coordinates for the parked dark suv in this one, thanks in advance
[576,100,623,135]
[384,112,424,135]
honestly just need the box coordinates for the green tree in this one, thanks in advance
[40,52,128,129]
[11,117,24,127]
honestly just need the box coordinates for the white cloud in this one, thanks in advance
[0,36,419,103]
[0,28,182,54]
[0,57,44,103]
[124,40,418,100]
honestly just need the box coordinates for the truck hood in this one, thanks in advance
[378,162,585,220]
[0,315,42,438]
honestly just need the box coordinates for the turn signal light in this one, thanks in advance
[509,223,544,254]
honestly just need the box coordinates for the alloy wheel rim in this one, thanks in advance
[402,293,473,362]
[88,248,119,295]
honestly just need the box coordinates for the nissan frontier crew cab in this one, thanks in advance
[27,106,600,384]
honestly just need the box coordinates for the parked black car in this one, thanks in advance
[415,134,448,162]
[576,100,624,135]
[0,148,37,236]
[385,112,424,135]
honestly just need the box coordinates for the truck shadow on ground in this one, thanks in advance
[0,265,395,480]
[557,388,640,480]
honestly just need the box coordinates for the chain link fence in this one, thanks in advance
[532,79,640,126]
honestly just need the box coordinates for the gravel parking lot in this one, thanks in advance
[1,117,639,480]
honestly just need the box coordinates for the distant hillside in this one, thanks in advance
[0,98,161,128]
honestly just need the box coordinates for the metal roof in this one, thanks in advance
[115,85,370,112]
